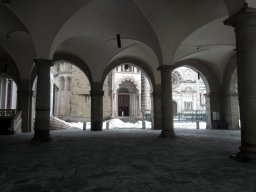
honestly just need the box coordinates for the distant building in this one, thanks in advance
[172,67,206,114]
[52,62,206,122]
[0,78,17,110]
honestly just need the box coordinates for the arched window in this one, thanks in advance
[67,77,71,91]
[172,71,182,88]
[60,76,65,91]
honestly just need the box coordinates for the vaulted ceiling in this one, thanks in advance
[0,0,248,83]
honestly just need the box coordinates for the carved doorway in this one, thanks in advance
[118,88,130,116]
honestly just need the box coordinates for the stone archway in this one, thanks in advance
[174,59,220,129]
[102,58,156,128]
[30,59,92,131]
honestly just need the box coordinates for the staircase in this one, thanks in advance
[50,116,71,130]
[118,116,141,123]
[0,109,22,135]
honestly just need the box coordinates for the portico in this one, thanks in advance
[1,0,256,163]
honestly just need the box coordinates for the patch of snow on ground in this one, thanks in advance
[68,122,86,129]
[68,119,206,130]
[174,122,206,129]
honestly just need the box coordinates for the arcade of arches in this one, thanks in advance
[1,0,256,162]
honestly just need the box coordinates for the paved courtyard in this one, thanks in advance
[1,128,256,192]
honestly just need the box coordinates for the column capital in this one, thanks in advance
[33,59,53,67]
[157,65,175,72]
[222,92,238,97]
[204,92,221,97]
[224,6,256,28]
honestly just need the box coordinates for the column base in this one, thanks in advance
[159,130,176,138]
[31,130,52,142]
[152,127,162,130]
[229,152,256,163]
[91,121,103,131]
[91,128,102,131]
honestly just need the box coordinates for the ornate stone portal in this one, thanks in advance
[116,80,138,117]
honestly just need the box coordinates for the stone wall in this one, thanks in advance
[70,65,91,122]
[54,62,112,122]
[103,73,112,120]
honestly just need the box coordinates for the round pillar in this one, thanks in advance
[91,82,104,131]
[158,65,176,138]
[32,59,53,142]
[17,79,32,133]
[225,7,256,160]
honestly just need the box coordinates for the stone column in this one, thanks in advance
[7,79,13,109]
[141,72,146,113]
[17,79,32,132]
[90,82,104,131]
[138,93,141,113]
[225,7,256,160]
[32,59,53,141]
[112,93,116,117]
[158,65,175,138]
[1,79,7,109]
[4,79,9,109]
[152,84,162,130]
[0,79,2,108]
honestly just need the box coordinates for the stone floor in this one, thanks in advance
[1,128,256,192]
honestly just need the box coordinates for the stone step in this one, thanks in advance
[50,116,71,130]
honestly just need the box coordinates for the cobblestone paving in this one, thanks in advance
[1,128,256,192]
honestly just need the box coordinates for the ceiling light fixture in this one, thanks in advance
[117,34,121,48]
